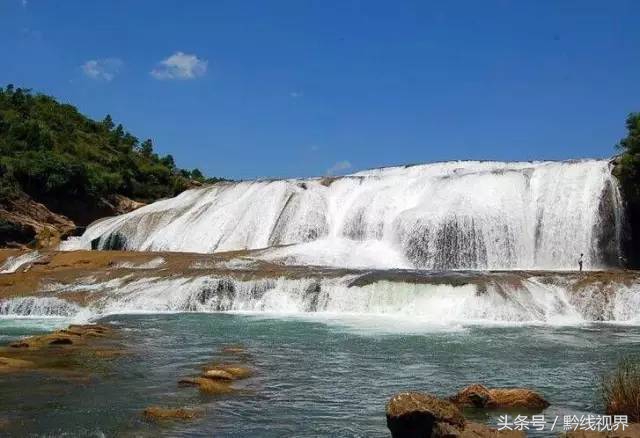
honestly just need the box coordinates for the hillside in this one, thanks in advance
[0,84,222,247]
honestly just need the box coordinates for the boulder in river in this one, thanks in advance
[450,384,550,410]
[386,392,465,437]
[143,406,202,422]
[202,363,253,380]
[386,391,525,437]
[178,377,234,395]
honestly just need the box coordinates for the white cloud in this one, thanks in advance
[21,0,27,7]
[81,58,123,81]
[326,160,352,176]
[151,52,207,80]
[290,91,303,98]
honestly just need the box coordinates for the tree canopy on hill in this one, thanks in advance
[0,84,221,205]
[614,112,640,268]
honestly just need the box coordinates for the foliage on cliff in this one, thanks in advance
[615,113,640,202]
[614,112,640,267]
[0,84,220,207]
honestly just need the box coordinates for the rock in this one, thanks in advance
[386,392,525,438]
[450,384,550,410]
[386,391,466,438]
[178,377,234,395]
[142,406,202,422]
[48,337,74,345]
[0,194,76,248]
[203,364,252,380]
[202,369,235,380]
[0,356,35,372]
[8,324,113,349]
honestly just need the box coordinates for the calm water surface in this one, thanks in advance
[1,313,639,437]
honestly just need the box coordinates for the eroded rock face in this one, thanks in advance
[450,384,550,410]
[386,392,465,438]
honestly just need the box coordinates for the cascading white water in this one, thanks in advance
[63,159,623,270]
[2,272,639,324]
[0,251,43,273]
[0,296,82,317]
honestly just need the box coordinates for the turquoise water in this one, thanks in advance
[1,313,639,437]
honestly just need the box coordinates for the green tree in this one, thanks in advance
[615,113,640,202]
[191,168,204,180]
[102,114,114,131]
[140,139,153,157]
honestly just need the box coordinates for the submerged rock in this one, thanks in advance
[8,324,113,349]
[221,345,246,354]
[450,384,550,410]
[202,363,253,380]
[0,323,122,376]
[178,377,234,394]
[142,406,202,422]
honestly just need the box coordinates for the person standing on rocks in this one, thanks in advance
[578,253,584,272]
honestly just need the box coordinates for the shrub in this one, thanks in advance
[601,357,640,422]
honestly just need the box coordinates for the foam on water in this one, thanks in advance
[2,272,638,329]
[63,160,624,271]
[0,251,43,273]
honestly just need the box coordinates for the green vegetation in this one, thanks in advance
[615,113,640,202]
[614,113,640,267]
[601,357,640,422]
[0,84,221,208]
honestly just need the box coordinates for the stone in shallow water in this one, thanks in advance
[142,406,202,421]
[450,384,550,410]
[386,391,525,437]
[203,363,253,380]
[386,391,465,437]
[202,369,235,380]
[178,377,234,394]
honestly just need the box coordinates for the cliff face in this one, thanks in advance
[611,156,640,269]
[0,193,144,249]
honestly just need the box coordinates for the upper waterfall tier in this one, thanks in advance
[64,160,624,270]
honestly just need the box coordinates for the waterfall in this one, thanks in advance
[2,272,639,324]
[63,159,624,270]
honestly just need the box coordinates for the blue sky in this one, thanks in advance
[1,0,639,179]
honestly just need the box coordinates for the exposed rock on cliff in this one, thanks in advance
[0,194,75,248]
[0,193,145,249]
